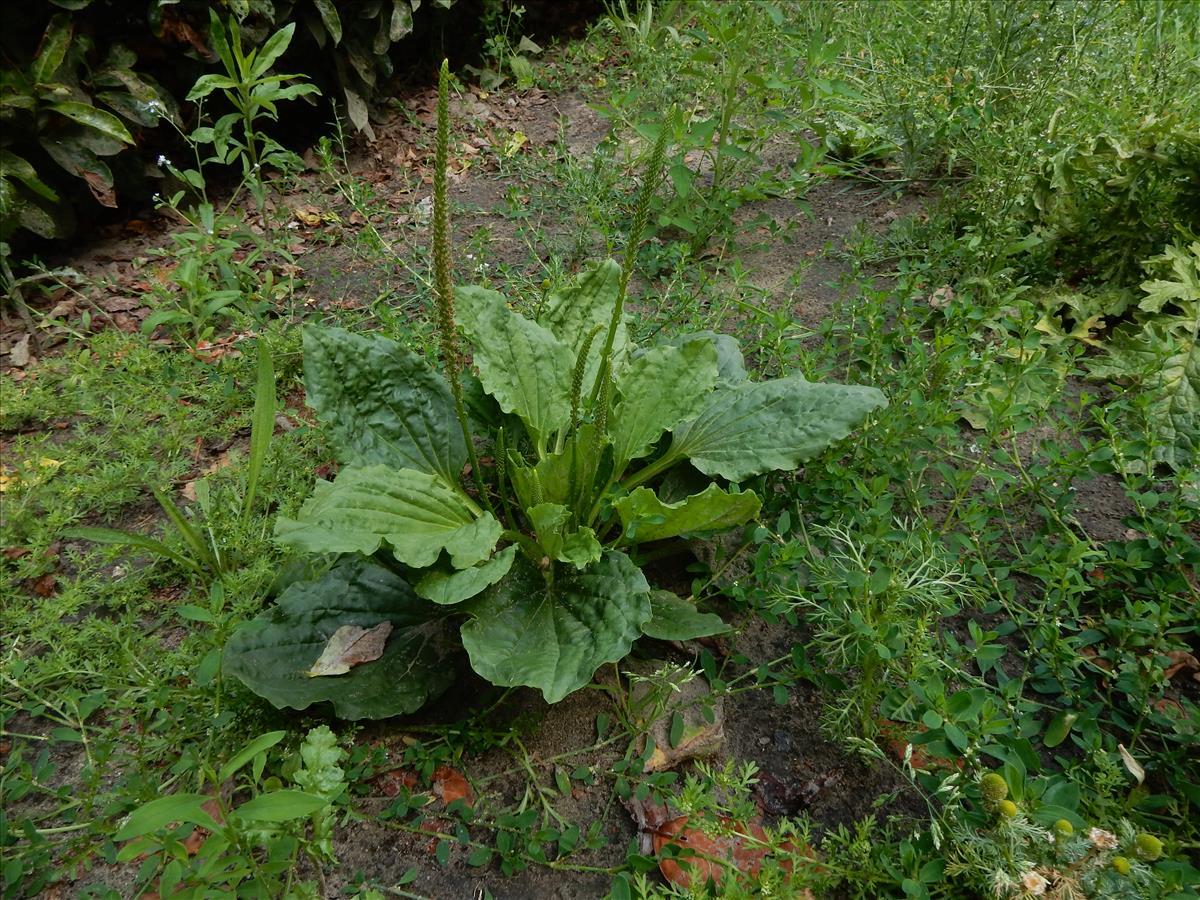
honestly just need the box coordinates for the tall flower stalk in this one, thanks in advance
[589,121,670,421]
[433,59,491,512]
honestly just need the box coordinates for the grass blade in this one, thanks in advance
[152,486,218,573]
[64,526,201,573]
[243,339,275,521]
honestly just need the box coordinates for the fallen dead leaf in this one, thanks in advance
[1117,743,1145,785]
[652,816,814,894]
[101,297,145,314]
[1153,698,1187,719]
[7,334,32,368]
[432,765,474,806]
[642,686,724,773]
[306,622,393,677]
[1080,647,1115,673]
[181,799,224,855]
[181,450,235,501]
[31,574,58,597]
[84,171,117,208]
[1163,650,1200,681]
[878,720,964,772]
[372,768,418,797]
[928,285,955,309]
[293,205,323,226]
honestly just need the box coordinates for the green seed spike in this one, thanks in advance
[569,324,605,433]
[432,59,493,514]
[588,117,671,422]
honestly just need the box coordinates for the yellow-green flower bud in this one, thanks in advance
[1053,819,1073,838]
[980,772,1009,802]
[998,799,1018,818]
[1134,834,1162,861]
[1111,856,1131,876]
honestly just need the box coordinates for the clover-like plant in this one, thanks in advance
[223,61,887,719]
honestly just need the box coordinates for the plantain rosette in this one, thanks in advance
[224,260,887,718]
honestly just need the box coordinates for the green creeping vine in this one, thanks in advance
[223,61,888,719]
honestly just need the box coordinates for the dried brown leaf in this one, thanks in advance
[305,622,393,677]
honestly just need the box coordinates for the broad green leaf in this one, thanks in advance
[615,484,761,543]
[235,790,326,823]
[539,259,626,392]
[343,86,374,139]
[302,326,466,484]
[641,590,730,641]
[461,551,652,703]
[527,503,602,569]
[93,65,170,127]
[611,340,719,470]
[1089,314,1198,471]
[1043,710,1077,749]
[114,794,220,841]
[415,545,518,605]
[223,558,455,719]
[1138,241,1200,313]
[33,15,72,85]
[314,0,343,43]
[662,331,748,385]
[15,193,69,237]
[39,136,115,206]
[666,376,887,482]
[274,466,499,569]
[48,102,133,144]
[390,0,415,40]
[251,23,297,79]
[456,286,573,444]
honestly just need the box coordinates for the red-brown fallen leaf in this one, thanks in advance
[181,799,224,855]
[1153,698,1187,719]
[84,171,117,208]
[373,768,418,797]
[3,547,31,560]
[877,720,964,772]
[31,574,58,597]
[100,297,145,314]
[1163,650,1200,681]
[652,816,816,893]
[1080,647,1115,673]
[432,765,473,806]
[654,816,767,888]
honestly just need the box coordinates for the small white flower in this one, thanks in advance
[1020,871,1048,895]
[156,154,170,167]
[1088,827,1118,850]
[146,99,166,116]
[152,193,163,203]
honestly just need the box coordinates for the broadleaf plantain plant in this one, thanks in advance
[223,60,888,719]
